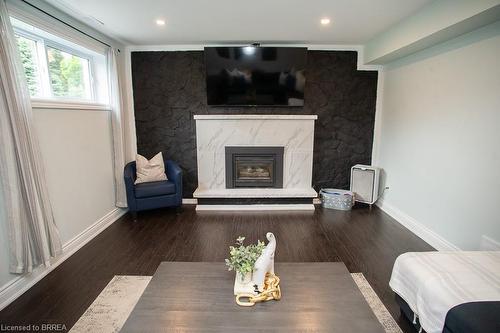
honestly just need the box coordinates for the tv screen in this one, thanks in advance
[205,47,307,106]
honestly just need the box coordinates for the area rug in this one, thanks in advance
[351,273,403,333]
[70,273,401,333]
[69,276,152,333]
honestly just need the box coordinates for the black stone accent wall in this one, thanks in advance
[132,51,378,197]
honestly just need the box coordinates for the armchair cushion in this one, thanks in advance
[135,180,176,198]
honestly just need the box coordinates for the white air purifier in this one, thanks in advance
[350,165,380,205]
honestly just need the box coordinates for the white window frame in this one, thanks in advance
[14,24,99,103]
[14,28,50,99]
[44,40,96,101]
[8,2,111,111]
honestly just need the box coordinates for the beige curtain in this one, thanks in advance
[0,0,62,273]
[107,47,127,208]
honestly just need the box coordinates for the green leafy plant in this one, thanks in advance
[225,236,265,277]
[16,35,39,96]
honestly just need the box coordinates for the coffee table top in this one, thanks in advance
[121,262,385,332]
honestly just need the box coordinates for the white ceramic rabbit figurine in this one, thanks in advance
[233,232,276,295]
[252,232,276,292]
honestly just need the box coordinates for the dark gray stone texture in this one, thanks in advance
[132,51,378,197]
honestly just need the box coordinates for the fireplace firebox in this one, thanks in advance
[225,147,284,188]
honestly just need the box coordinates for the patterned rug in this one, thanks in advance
[70,276,151,333]
[70,273,402,333]
[352,273,403,333]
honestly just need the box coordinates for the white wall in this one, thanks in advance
[374,21,500,250]
[0,108,120,301]
[364,0,500,64]
[33,109,116,242]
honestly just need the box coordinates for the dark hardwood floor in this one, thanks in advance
[0,204,433,332]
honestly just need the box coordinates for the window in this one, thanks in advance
[46,46,92,100]
[11,17,108,104]
[15,34,41,96]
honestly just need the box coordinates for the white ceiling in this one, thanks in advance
[46,0,433,46]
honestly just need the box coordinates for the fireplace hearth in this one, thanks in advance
[193,115,317,211]
[225,147,284,188]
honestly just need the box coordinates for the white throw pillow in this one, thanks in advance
[134,152,168,184]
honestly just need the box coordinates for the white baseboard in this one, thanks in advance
[376,199,459,251]
[0,208,127,311]
[182,198,197,204]
[480,235,500,251]
[196,204,315,211]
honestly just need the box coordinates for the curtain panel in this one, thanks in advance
[108,48,127,208]
[0,0,62,273]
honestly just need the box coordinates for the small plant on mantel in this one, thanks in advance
[225,236,265,280]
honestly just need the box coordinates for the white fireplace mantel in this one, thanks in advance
[193,114,318,210]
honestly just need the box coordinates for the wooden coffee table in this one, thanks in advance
[121,262,385,332]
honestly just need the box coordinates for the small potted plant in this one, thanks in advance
[225,236,265,286]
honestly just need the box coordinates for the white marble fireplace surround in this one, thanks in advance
[193,115,318,210]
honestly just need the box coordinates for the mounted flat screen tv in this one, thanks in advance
[205,47,307,106]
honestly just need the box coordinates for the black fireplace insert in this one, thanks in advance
[225,146,284,188]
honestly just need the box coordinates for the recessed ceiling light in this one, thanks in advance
[156,19,166,26]
[320,18,331,25]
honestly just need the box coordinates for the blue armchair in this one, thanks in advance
[124,156,182,219]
